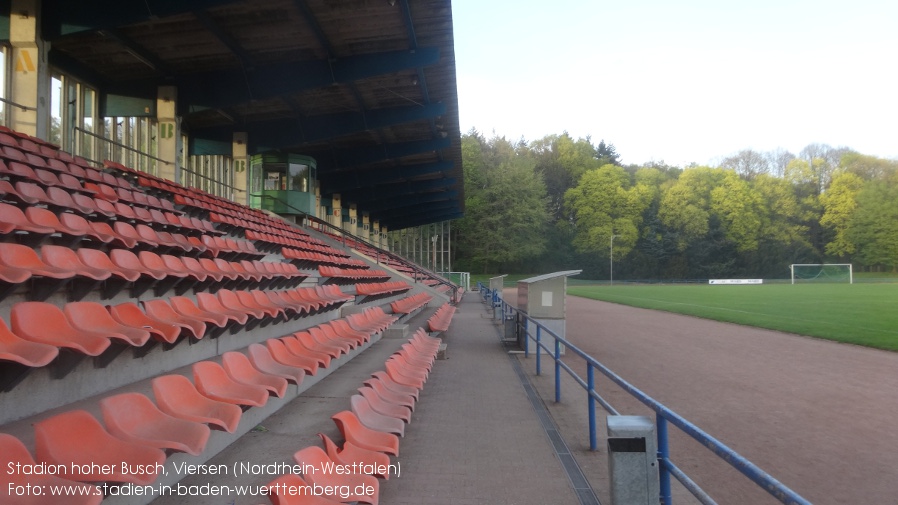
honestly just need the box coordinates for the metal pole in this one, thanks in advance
[657,414,672,505]
[588,364,597,450]
[535,325,541,374]
[555,338,561,403]
[610,234,619,286]
[523,317,529,358]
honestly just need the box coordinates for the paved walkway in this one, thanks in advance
[379,293,581,505]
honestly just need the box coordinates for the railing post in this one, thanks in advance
[535,325,541,376]
[656,414,672,505]
[588,364,596,450]
[554,338,561,403]
[523,316,529,357]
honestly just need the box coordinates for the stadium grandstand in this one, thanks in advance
[0,1,512,504]
[0,2,818,505]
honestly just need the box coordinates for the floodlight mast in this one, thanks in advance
[610,234,619,286]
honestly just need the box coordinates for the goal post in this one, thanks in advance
[789,264,853,284]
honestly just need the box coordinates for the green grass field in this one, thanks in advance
[567,283,898,351]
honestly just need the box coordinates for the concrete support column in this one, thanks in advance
[346,203,357,234]
[361,212,370,234]
[232,132,248,205]
[330,193,342,235]
[156,86,179,182]
[381,226,389,252]
[9,0,50,138]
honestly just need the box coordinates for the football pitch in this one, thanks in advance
[567,283,898,351]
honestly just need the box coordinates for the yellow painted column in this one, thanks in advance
[9,0,50,138]
[361,212,370,241]
[345,203,358,234]
[381,226,389,251]
[371,221,380,246]
[156,86,179,182]
[232,132,248,205]
[330,193,342,231]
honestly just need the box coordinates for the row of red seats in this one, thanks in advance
[268,328,442,505]
[319,265,390,285]
[0,241,302,301]
[0,286,355,370]
[247,229,347,257]
[355,281,412,297]
[282,246,368,269]
[390,292,433,315]
[427,303,457,333]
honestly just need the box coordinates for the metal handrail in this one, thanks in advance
[0,96,37,111]
[73,126,171,165]
[251,192,460,302]
[476,283,811,505]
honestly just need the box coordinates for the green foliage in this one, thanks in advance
[455,131,549,273]
[454,134,898,279]
[564,164,652,259]
[820,171,864,258]
[848,180,898,271]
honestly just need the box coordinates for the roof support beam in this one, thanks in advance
[169,47,439,112]
[320,161,453,192]
[372,201,459,222]
[384,211,464,230]
[313,138,451,171]
[361,190,459,213]
[191,102,446,148]
[333,177,456,202]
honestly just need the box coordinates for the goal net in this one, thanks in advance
[789,264,853,284]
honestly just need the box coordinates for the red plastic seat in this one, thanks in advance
[282,334,332,367]
[370,370,419,400]
[362,378,416,411]
[0,317,58,367]
[357,386,412,423]
[108,301,181,344]
[100,392,210,456]
[34,410,166,484]
[64,301,152,347]
[151,374,241,433]
[265,338,320,375]
[10,302,110,356]
[170,296,229,328]
[41,244,110,281]
[192,360,268,407]
[292,446,379,505]
[76,247,140,282]
[247,343,305,385]
[0,433,102,505]
[350,394,405,437]
[307,327,351,355]
[197,291,248,325]
[218,289,266,320]
[142,299,206,340]
[318,432,393,480]
[331,410,399,456]
[222,351,288,397]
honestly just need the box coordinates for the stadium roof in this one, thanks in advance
[19,0,463,230]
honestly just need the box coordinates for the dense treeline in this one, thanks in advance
[453,129,898,279]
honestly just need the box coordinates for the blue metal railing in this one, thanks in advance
[476,282,811,505]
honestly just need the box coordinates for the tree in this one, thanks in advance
[454,132,549,273]
[657,167,728,250]
[564,164,652,259]
[710,171,764,252]
[848,179,898,271]
[720,149,769,180]
[530,133,612,222]
[840,152,898,181]
[820,171,864,258]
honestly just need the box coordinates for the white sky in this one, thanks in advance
[452,0,898,166]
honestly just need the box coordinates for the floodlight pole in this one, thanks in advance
[610,234,619,286]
